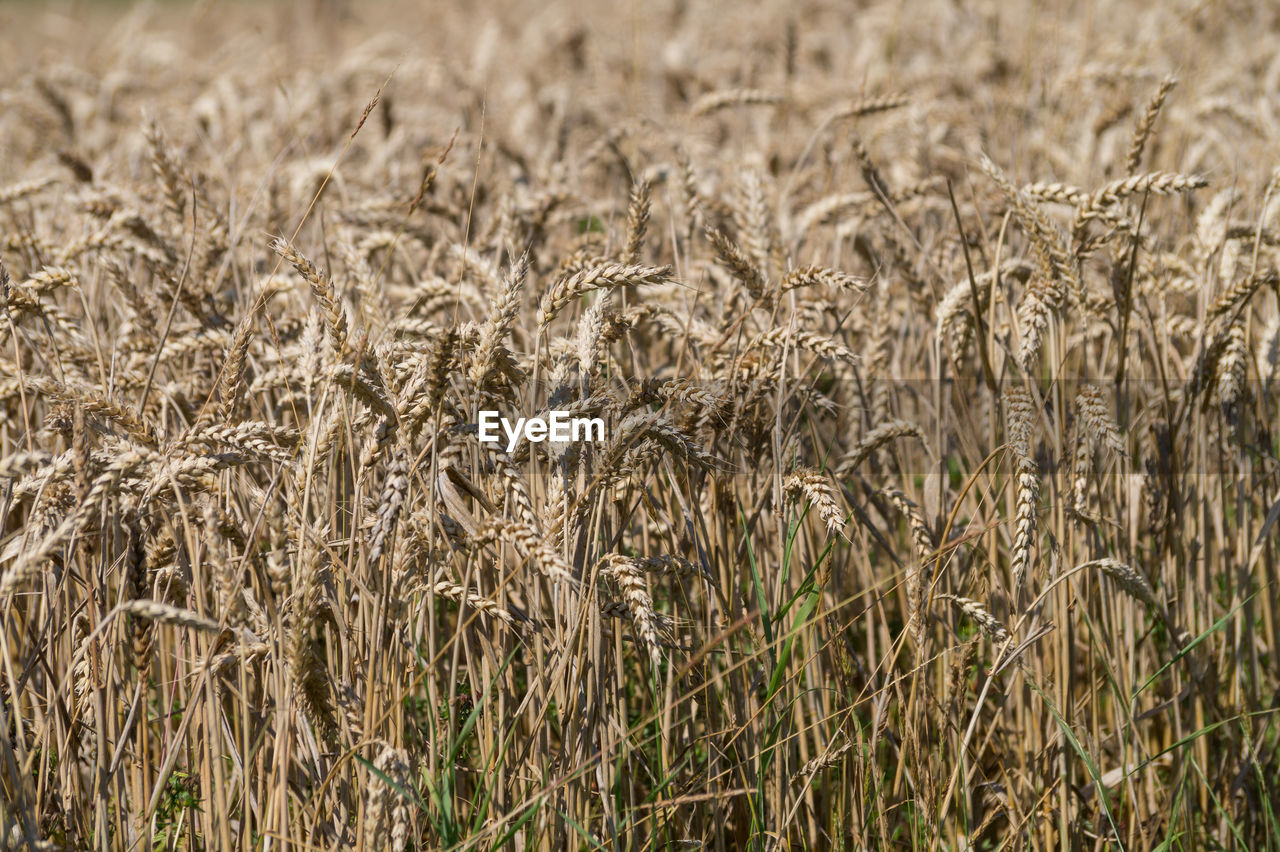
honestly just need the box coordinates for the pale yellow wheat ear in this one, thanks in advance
[691,88,782,117]
[0,175,58,206]
[1076,172,1207,223]
[285,547,337,739]
[142,112,189,221]
[1214,322,1246,408]
[367,446,410,567]
[0,451,53,479]
[1208,269,1277,323]
[478,519,575,583]
[784,467,847,537]
[538,262,671,328]
[115,599,220,633]
[979,154,1080,368]
[1075,385,1125,455]
[271,237,349,353]
[1126,74,1177,175]
[835,420,927,478]
[792,732,854,783]
[822,92,910,123]
[623,177,651,265]
[1081,558,1160,609]
[938,594,1009,644]
[748,326,860,367]
[429,575,529,633]
[883,488,934,649]
[781,265,866,293]
[363,744,412,852]
[470,251,528,394]
[1071,385,1125,519]
[705,226,767,300]
[1004,387,1038,596]
[600,554,663,668]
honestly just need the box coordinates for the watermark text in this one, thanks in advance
[478,410,605,452]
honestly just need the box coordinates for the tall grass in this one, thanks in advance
[2,1,1279,849]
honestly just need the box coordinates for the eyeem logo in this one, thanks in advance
[478,411,605,453]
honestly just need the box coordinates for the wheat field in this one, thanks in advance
[1,0,1279,849]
